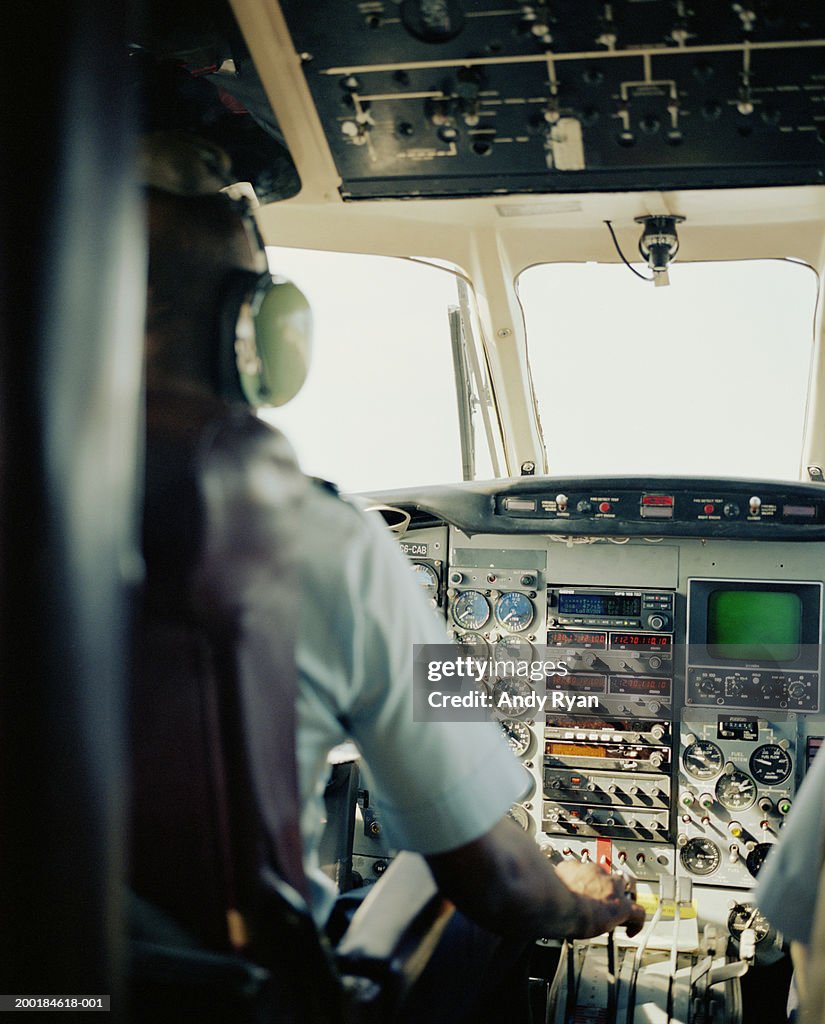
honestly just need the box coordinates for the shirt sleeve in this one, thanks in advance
[755,744,825,944]
[299,486,528,855]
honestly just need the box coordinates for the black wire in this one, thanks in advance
[604,220,654,282]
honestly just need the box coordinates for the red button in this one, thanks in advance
[703,503,715,514]
[598,501,611,513]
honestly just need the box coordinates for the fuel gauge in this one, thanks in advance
[749,744,792,786]
[715,768,757,811]
[682,740,724,780]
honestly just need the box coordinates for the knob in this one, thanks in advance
[788,682,806,700]
[576,500,593,514]
[648,702,662,715]
[649,615,665,630]
[651,725,666,741]
[649,753,663,768]
[449,571,463,585]
[649,656,662,670]
[521,575,536,587]
[723,502,740,519]
[677,833,688,848]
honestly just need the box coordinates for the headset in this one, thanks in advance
[141,129,312,408]
[216,267,312,408]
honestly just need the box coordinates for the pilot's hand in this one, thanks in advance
[553,859,646,939]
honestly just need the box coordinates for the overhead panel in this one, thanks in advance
[278,0,825,198]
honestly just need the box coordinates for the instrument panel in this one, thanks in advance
[375,474,825,960]
[279,0,825,198]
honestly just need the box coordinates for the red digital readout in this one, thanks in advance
[548,674,607,692]
[608,676,671,696]
[609,632,671,651]
[548,630,608,649]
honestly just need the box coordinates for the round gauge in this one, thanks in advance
[498,718,533,758]
[506,804,534,833]
[715,768,757,811]
[411,562,438,591]
[452,590,490,631]
[494,592,534,632]
[680,836,721,876]
[492,676,534,718]
[727,904,772,944]
[682,740,724,780]
[749,744,792,786]
[496,635,534,661]
[746,842,773,879]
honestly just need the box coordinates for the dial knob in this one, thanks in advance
[649,615,665,630]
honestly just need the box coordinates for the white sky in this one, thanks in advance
[263,250,820,492]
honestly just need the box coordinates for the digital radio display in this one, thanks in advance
[609,632,672,651]
[558,593,641,617]
[546,743,607,759]
[608,676,672,696]
[548,674,607,692]
[547,630,608,649]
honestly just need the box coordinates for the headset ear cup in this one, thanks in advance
[238,279,312,407]
[215,271,260,403]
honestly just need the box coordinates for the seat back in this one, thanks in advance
[130,388,342,1021]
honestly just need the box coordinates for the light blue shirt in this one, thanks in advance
[755,744,825,944]
[294,483,528,924]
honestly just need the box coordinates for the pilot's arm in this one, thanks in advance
[296,486,644,940]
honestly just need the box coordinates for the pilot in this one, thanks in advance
[756,744,825,1021]
[139,129,644,1022]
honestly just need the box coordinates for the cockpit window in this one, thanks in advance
[518,259,819,481]
[262,248,496,493]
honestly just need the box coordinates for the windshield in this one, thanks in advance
[261,248,497,493]
[518,260,819,481]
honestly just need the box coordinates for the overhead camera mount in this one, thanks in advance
[635,215,686,287]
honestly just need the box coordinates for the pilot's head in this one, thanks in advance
[141,129,311,407]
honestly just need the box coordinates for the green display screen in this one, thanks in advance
[708,590,802,662]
